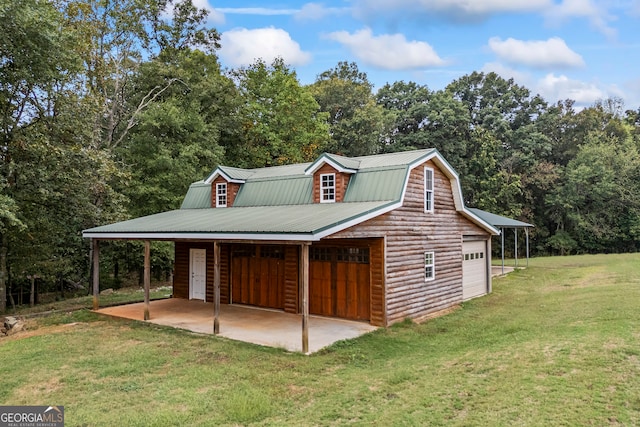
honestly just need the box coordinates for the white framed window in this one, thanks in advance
[216,183,227,207]
[424,167,434,213]
[425,251,435,281]
[321,173,336,203]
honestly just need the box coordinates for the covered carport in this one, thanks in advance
[467,208,534,275]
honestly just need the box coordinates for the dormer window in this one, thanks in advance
[216,183,227,207]
[321,173,336,203]
[424,167,434,213]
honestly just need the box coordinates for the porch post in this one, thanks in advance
[213,241,220,335]
[525,227,530,268]
[144,240,150,320]
[514,228,518,268]
[301,243,310,354]
[501,228,505,275]
[92,239,100,310]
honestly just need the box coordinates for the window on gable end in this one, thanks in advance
[425,251,435,281]
[321,173,336,203]
[216,183,227,207]
[424,167,434,213]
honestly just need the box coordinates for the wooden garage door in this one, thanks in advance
[462,240,487,300]
[231,245,284,309]
[309,246,370,321]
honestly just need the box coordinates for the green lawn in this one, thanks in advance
[1,254,639,426]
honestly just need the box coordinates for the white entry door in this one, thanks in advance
[189,249,206,301]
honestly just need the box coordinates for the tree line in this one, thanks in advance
[2,0,639,310]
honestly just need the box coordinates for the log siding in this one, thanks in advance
[327,160,490,326]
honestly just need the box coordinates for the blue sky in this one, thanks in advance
[192,0,639,109]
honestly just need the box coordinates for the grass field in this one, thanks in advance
[1,254,639,426]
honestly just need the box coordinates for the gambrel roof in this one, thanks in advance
[83,149,499,241]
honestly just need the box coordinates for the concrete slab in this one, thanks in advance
[96,299,377,354]
[491,266,516,277]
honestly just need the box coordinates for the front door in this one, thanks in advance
[189,248,207,301]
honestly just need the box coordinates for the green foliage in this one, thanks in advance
[118,49,229,217]
[310,61,391,156]
[229,58,330,167]
[546,131,640,253]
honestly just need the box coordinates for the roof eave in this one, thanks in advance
[304,155,358,175]
[204,168,246,184]
[82,231,320,242]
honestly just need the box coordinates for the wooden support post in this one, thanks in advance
[501,228,505,275]
[144,240,150,320]
[92,239,100,310]
[525,227,530,268]
[213,241,221,335]
[514,228,518,268]
[301,243,310,354]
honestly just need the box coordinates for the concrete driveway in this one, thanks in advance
[96,298,377,354]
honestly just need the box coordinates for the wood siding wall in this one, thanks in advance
[174,242,230,303]
[283,245,299,313]
[327,160,490,326]
[313,164,351,203]
[210,177,240,207]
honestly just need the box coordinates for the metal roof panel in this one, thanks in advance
[84,201,394,237]
[180,182,211,209]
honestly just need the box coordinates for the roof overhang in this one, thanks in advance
[83,201,399,242]
[304,154,359,175]
[204,168,246,184]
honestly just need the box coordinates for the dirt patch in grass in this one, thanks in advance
[0,320,92,343]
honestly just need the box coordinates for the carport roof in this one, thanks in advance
[467,208,533,228]
[83,200,398,241]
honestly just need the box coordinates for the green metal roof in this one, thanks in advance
[343,167,408,202]
[354,148,436,168]
[468,208,534,228]
[324,153,361,170]
[181,181,211,209]
[84,148,501,240]
[83,201,397,240]
[217,166,254,181]
[233,176,313,207]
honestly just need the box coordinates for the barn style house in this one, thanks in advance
[84,149,499,352]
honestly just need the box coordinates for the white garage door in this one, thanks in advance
[462,240,488,300]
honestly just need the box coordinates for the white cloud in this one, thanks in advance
[482,63,617,107]
[352,0,552,22]
[545,0,616,38]
[353,0,619,38]
[294,3,349,21]
[219,27,312,67]
[488,37,585,68]
[537,73,606,105]
[481,62,531,84]
[324,28,445,70]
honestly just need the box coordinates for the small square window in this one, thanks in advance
[425,251,435,281]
